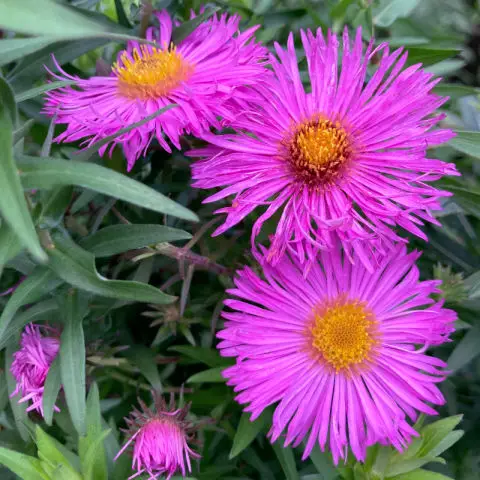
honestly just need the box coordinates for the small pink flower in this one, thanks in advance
[115,395,200,480]
[44,9,268,171]
[10,324,60,416]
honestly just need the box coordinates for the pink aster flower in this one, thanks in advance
[10,324,60,416]
[44,10,268,170]
[218,245,456,463]
[190,28,459,270]
[115,394,200,480]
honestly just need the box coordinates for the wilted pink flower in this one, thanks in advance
[10,324,60,416]
[115,395,199,480]
[218,245,456,463]
[190,28,459,270]
[44,10,268,170]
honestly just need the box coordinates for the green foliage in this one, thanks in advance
[0,0,479,479]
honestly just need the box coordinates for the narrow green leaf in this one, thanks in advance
[169,346,229,368]
[427,430,464,458]
[418,415,463,457]
[272,443,299,480]
[0,37,57,67]
[36,427,82,479]
[388,469,452,480]
[407,47,459,66]
[187,367,226,383]
[74,104,178,163]
[79,383,108,480]
[0,223,23,278]
[386,457,439,477]
[81,430,111,480]
[0,0,128,37]
[38,187,74,229]
[425,59,466,76]
[8,38,107,86]
[5,342,34,441]
[48,231,175,304]
[17,155,198,221]
[229,410,269,459]
[114,0,132,28]
[0,299,58,350]
[374,0,420,27]
[123,346,162,392]
[172,6,220,43]
[0,267,59,343]
[13,119,34,144]
[0,447,49,480]
[15,81,77,103]
[449,131,480,159]
[308,445,338,480]
[447,328,480,371]
[42,357,61,426]
[80,224,191,257]
[434,84,480,100]
[0,78,46,262]
[59,291,87,436]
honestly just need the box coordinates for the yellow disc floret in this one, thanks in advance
[113,45,193,100]
[286,116,352,187]
[311,297,377,372]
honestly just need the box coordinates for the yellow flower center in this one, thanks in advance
[311,298,377,372]
[286,117,352,187]
[113,45,193,100]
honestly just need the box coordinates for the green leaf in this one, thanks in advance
[386,457,439,477]
[388,469,452,480]
[0,267,59,345]
[187,367,226,383]
[308,445,338,480]
[425,60,466,76]
[169,346,229,368]
[48,231,175,304]
[0,37,57,67]
[447,328,480,371]
[80,430,111,480]
[79,383,108,480]
[0,299,58,350]
[0,78,46,262]
[123,345,163,392]
[74,103,178,162]
[38,187,74,229]
[449,131,480,159]
[407,47,459,66]
[418,415,463,457]
[8,38,108,87]
[15,80,77,103]
[229,410,269,459]
[0,223,23,278]
[374,0,420,27]
[17,155,197,221]
[80,224,191,257]
[36,427,82,479]
[13,119,34,144]
[172,6,221,43]
[272,443,299,480]
[433,84,480,100]
[42,357,61,426]
[114,0,132,28]
[0,0,129,38]
[59,291,87,436]
[5,342,34,441]
[0,447,49,480]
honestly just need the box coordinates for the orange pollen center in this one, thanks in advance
[286,117,352,186]
[311,298,378,372]
[113,45,193,100]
